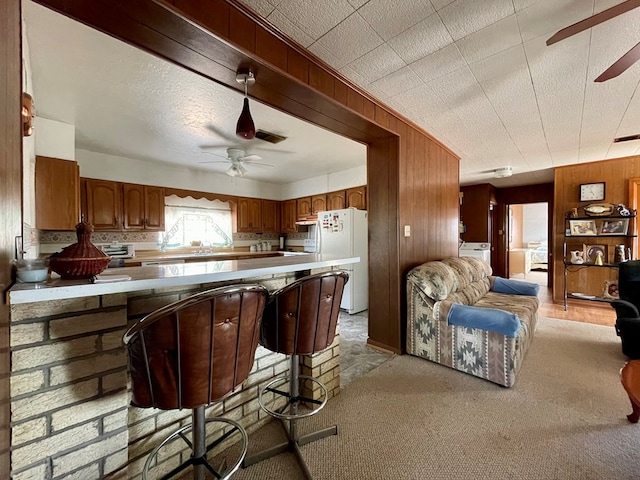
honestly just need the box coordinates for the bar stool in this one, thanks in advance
[123,284,268,480]
[243,270,349,479]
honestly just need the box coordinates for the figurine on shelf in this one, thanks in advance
[618,204,631,216]
[570,251,585,264]
[615,245,627,263]
[594,250,604,266]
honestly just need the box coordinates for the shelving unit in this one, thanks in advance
[562,212,636,310]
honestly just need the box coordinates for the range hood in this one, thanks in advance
[295,216,318,226]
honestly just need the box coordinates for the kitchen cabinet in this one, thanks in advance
[122,183,165,231]
[281,199,297,233]
[262,199,280,233]
[311,194,326,214]
[346,186,367,210]
[83,179,122,231]
[35,156,80,230]
[296,197,311,219]
[326,190,345,210]
[237,197,262,232]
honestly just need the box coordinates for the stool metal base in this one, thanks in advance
[143,406,248,480]
[242,355,337,480]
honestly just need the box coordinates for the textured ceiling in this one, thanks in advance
[24,1,640,188]
[23,2,367,185]
[239,0,640,186]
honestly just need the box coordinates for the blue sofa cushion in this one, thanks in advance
[492,277,539,296]
[447,303,521,338]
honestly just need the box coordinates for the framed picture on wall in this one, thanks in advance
[599,218,628,235]
[603,280,619,299]
[569,219,597,236]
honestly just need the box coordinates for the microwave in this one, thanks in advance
[96,243,135,258]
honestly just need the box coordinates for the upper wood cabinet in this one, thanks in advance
[262,199,280,233]
[346,186,367,210]
[122,183,165,231]
[311,194,326,214]
[83,179,122,231]
[296,196,312,218]
[237,197,262,232]
[281,199,297,233]
[326,190,346,210]
[35,156,80,230]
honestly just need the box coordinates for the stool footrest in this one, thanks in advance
[259,375,328,420]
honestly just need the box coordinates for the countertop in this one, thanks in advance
[121,250,294,266]
[7,253,358,304]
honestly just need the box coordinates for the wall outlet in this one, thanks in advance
[404,225,411,237]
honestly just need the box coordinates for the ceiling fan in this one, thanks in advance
[198,147,274,177]
[547,0,640,82]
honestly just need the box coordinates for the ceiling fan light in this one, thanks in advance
[236,97,255,139]
[494,167,512,178]
[238,164,247,176]
[226,165,241,177]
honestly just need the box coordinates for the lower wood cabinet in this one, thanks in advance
[35,156,80,230]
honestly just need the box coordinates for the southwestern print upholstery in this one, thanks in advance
[406,257,539,387]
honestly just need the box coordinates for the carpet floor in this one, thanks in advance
[230,317,640,480]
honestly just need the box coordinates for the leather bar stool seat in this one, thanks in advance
[124,284,268,480]
[243,270,349,479]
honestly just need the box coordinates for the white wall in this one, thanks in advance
[76,149,366,200]
[281,165,367,199]
[35,117,75,160]
[75,149,283,199]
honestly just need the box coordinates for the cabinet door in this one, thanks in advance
[311,194,327,214]
[144,186,165,231]
[346,186,367,210]
[281,199,297,233]
[84,179,122,230]
[297,197,311,218]
[35,156,80,230]
[326,190,345,211]
[237,197,262,232]
[122,184,145,230]
[262,199,280,233]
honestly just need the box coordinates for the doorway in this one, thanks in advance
[507,202,549,287]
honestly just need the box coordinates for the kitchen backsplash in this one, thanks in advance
[39,230,310,253]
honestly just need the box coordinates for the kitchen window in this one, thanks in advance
[161,195,232,249]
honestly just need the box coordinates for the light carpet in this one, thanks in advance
[233,317,639,479]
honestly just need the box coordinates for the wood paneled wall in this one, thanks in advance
[33,0,460,353]
[460,184,496,243]
[0,0,23,476]
[553,156,640,303]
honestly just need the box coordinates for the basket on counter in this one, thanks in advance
[49,221,111,279]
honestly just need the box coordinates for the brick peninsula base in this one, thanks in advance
[7,257,351,480]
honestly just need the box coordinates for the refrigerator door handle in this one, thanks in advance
[316,218,321,254]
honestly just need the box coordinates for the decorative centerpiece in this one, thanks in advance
[49,221,111,279]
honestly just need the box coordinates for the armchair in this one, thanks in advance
[611,260,640,359]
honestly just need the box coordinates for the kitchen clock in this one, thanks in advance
[579,182,605,202]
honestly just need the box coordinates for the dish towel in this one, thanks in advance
[91,274,132,283]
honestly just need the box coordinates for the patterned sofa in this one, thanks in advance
[406,256,539,387]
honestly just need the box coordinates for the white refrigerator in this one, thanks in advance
[317,208,368,314]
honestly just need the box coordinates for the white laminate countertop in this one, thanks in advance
[7,253,359,305]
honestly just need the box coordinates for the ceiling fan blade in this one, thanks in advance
[202,151,229,159]
[244,161,274,167]
[546,0,640,46]
[197,160,230,164]
[595,41,640,81]
[240,154,262,162]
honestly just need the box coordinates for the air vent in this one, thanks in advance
[255,129,287,144]
[614,134,640,143]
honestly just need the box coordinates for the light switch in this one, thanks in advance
[404,225,411,237]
